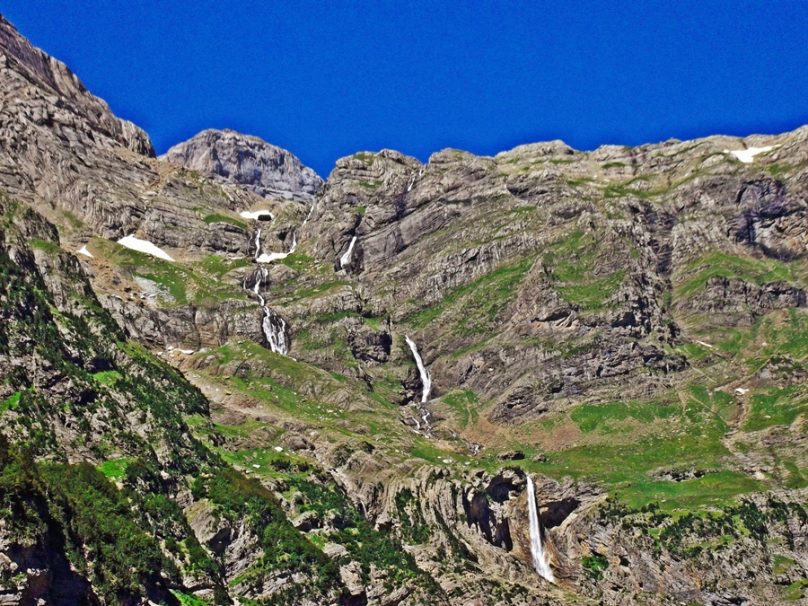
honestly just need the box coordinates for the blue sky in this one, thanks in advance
[4,1,808,176]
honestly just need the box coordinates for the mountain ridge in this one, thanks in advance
[0,12,806,606]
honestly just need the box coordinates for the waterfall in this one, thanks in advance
[301,198,317,227]
[404,336,431,403]
[253,228,262,260]
[526,476,555,583]
[244,201,315,357]
[340,236,357,268]
[262,308,289,355]
[253,266,267,300]
[250,267,289,355]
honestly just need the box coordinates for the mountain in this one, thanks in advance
[162,129,324,202]
[1,13,806,606]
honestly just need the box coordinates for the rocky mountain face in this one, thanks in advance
[0,15,152,157]
[162,129,324,202]
[1,13,807,606]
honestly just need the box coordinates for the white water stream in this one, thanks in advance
[262,308,289,355]
[340,236,357,268]
[403,336,432,431]
[253,228,262,260]
[527,475,555,583]
[404,336,431,403]
[250,266,289,355]
[244,198,320,354]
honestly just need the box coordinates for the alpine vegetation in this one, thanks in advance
[0,12,806,606]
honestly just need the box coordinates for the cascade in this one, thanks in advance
[526,475,555,583]
[301,198,317,227]
[253,266,267,302]
[406,167,423,191]
[253,228,262,260]
[262,308,289,355]
[404,336,431,403]
[404,336,432,432]
[244,201,315,356]
[250,268,289,355]
[340,236,357,268]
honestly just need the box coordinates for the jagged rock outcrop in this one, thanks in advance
[99,293,264,351]
[162,129,324,201]
[684,276,806,326]
[0,15,153,156]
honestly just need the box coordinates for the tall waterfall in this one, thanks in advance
[251,267,289,355]
[262,309,289,355]
[404,336,431,403]
[243,202,317,357]
[253,266,267,300]
[301,198,317,227]
[253,228,262,260]
[526,475,555,583]
[340,236,357,268]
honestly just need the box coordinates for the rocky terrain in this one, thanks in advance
[1,13,807,606]
[162,129,324,202]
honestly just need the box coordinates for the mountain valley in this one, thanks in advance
[0,14,806,606]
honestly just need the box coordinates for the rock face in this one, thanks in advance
[0,13,281,258]
[284,133,807,423]
[2,13,808,606]
[686,276,806,326]
[0,15,153,157]
[162,129,324,201]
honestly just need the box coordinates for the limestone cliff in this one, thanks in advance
[1,12,807,606]
[162,129,324,202]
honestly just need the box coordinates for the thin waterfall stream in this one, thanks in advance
[244,199,318,356]
[339,235,357,268]
[250,265,289,355]
[527,475,555,583]
[404,336,432,431]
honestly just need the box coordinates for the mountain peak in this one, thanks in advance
[161,128,323,201]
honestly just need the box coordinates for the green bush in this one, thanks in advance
[582,553,609,580]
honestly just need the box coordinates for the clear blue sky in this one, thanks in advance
[4,1,808,176]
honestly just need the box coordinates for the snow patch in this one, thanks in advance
[724,145,776,164]
[117,235,174,261]
[77,245,93,258]
[256,233,297,264]
[240,210,274,220]
[256,251,291,263]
